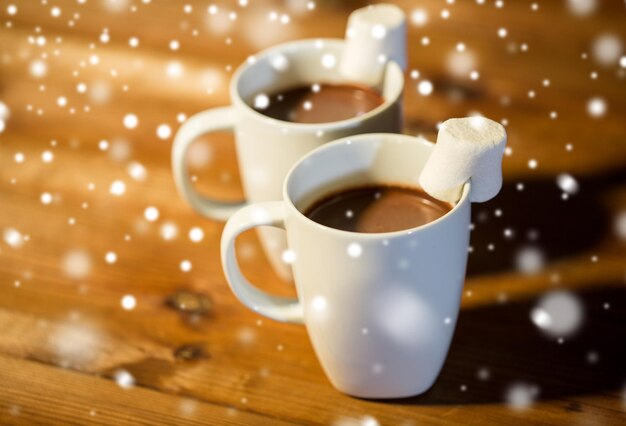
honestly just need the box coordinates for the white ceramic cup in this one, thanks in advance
[221,133,471,398]
[172,39,403,281]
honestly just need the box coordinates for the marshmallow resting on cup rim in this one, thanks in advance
[419,117,508,203]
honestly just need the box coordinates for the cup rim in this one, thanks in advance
[229,38,404,131]
[283,133,471,239]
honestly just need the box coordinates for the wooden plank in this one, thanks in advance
[0,354,295,426]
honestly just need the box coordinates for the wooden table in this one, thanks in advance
[1,0,625,424]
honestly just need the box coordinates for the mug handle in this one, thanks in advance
[221,201,304,324]
[172,106,246,221]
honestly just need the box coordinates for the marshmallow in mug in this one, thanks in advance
[419,117,507,203]
[340,4,407,86]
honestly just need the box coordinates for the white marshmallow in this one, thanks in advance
[339,4,407,86]
[419,117,507,203]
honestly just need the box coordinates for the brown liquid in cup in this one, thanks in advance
[252,83,385,124]
[304,185,453,233]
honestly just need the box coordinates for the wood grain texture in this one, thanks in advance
[1,0,625,424]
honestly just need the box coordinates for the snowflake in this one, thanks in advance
[592,34,623,66]
[321,53,337,69]
[530,291,583,337]
[587,97,607,118]
[123,113,138,129]
[62,249,92,279]
[3,228,25,248]
[156,124,172,139]
[144,206,159,222]
[189,227,204,242]
[109,180,126,196]
[105,251,117,264]
[556,173,579,194]
[160,222,178,240]
[418,80,433,96]
[347,243,362,258]
[506,382,540,410]
[121,295,136,310]
[114,369,135,389]
[253,94,270,110]
[180,260,192,272]
[566,0,597,17]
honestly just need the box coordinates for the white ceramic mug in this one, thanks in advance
[221,133,471,398]
[172,39,404,280]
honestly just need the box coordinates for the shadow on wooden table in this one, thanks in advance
[466,168,626,277]
[385,284,626,406]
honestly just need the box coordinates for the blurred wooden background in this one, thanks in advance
[1,0,625,424]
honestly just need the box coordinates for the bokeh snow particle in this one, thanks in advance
[530,290,584,337]
[270,54,290,72]
[321,53,337,69]
[332,416,380,426]
[556,173,579,195]
[114,369,135,389]
[592,34,623,67]
[613,211,626,241]
[3,228,25,248]
[311,296,327,312]
[40,192,53,205]
[179,399,197,417]
[282,249,296,264]
[121,295,136,310]
[42,150,54,163]
[506,382,540,410]
[123,114,138,129]
[160,222,178,240]
[144,206,159,222]
[180,260,192,272]
[0,101,10,120]
[127,161,147,181]
[108,139,132,162]
[89,80,112,104]
[105,251,117,264]
[446,50,477,78]
[375,285,435,347]
[371,24,386,40]
[411,8,428,26]
[254,94,270,110]
[189,227,204,242]
[166,61,184,79]
[237,326,256,345]
[156,124,172,140]
[587,97,607,118]
[30,60,48,78]
[566,0,597,16]
[62,249,92,280]
[587,350,599,364]
[418,80,433,96]
[109,180,126,196]
[515,246,544,274]
[477,367,491,381]
[347,243,362,258]
[50,321,102,368]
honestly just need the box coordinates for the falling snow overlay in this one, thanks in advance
[0,0,625,424]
